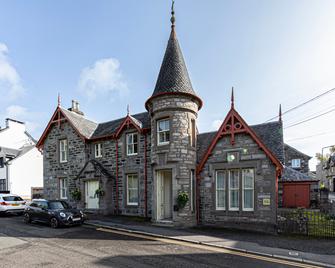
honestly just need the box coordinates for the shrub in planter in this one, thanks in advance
[177,191,189,209]
[95,188,105,198]
[70,188,81,201]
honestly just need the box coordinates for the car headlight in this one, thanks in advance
[59,212,66,218]
[80,210,84,215]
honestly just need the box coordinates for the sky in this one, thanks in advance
[1,0,335,170]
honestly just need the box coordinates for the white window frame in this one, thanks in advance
[94,143,102,158]
[157,119,170,146]
[127,174,138,206]
[216,170,226,210]
[291,159,301,168]
[242,169,254,211]
[228,170,239,211]
[126,133,138,156]
[59,139,68,163]
[59,178,68,199]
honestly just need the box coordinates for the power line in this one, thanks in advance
[286,130,335,142]
[284,107,335,129]
[265,87,335,122]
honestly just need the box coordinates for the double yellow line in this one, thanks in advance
[95,227,323,268]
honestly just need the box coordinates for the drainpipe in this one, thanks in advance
[115,139,119,214]
[144,133,148,218]
[196,172,200,225]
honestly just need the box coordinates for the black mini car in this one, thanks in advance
[24,199,85,228]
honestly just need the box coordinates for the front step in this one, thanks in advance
[152,220,174,227]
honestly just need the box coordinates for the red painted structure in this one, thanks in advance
[282,182,311,208]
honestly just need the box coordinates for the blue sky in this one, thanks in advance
[1,0,335,169]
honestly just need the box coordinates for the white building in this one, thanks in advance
[0,118,43,199]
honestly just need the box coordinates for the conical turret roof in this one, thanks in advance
[145,3,202,110]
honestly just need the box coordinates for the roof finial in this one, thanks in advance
[279,104,282,122]
[170,0,175,28]
[231,87,234,109]
[127,104,130,116]
[57,93,61,107]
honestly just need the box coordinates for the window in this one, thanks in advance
[126,133,138,155]
[242,169,254,211]
[157,119,170,145]
[127,174,138,206]
[59,178,68,199]
[191,119,196,147]
[190,170,196,212]
[0,157,4,168]
[0,179,6,191]
[291,159,301,168]
[229,170,239,210]
[95,143,102,158]
[216,171,226,210]
[59,139,68,163]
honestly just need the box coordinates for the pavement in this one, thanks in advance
[85,215,335,268]
[0,215,309,268]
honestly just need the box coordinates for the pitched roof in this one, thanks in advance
[281,166,318,182]
[91,112,150,139]
[60,108,98,139]
[251,121,284,163]
[197,121,284,164]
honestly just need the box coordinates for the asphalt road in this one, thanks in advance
[0,216,316,268]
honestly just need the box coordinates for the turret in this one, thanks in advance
[145,1,202,226]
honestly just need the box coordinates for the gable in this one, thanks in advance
[197,107,283,174]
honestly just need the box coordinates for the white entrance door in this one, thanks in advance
[156,170,172,221]
[85,180,99,209]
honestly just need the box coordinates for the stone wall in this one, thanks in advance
[43,121,86,203]
[148,95,199,226]
[199,133,278,233]
[284,145,310,174]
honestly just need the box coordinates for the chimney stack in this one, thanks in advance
[68,100,84,116]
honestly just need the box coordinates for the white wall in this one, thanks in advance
[9,147,43,199]
[0,120,34,150]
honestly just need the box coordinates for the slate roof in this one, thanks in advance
[251,121,284,163]
[151,28,197,98]
[197,121,284,164]
[90,112,150,139]
[281,166,318,182]
[61,108,98,139]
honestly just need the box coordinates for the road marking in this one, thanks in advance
[95,227,322,268]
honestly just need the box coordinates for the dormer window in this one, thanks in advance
[95,143,102,158]
[157,119,170,145]
[126,133,138,156]
[59,139,68,163]
[291,159,301,168]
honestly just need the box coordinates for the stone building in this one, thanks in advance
[37,6,295,232]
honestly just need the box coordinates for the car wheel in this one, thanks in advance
[23,213,31,223]
[50,217,59,228]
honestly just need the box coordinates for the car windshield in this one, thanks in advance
[3,196,23,201]
[48,201,70,210]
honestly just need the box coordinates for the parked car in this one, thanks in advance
[0,193,26,215]
[24,199,85,228]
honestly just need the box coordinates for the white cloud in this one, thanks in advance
[4,105,40,133]
[5,105,27,118]
[78,58,128,100]
[0,42,24,99]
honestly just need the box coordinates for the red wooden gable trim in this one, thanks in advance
[114,115,143,138]
[197,107,283,175]
[36,107,86,149]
